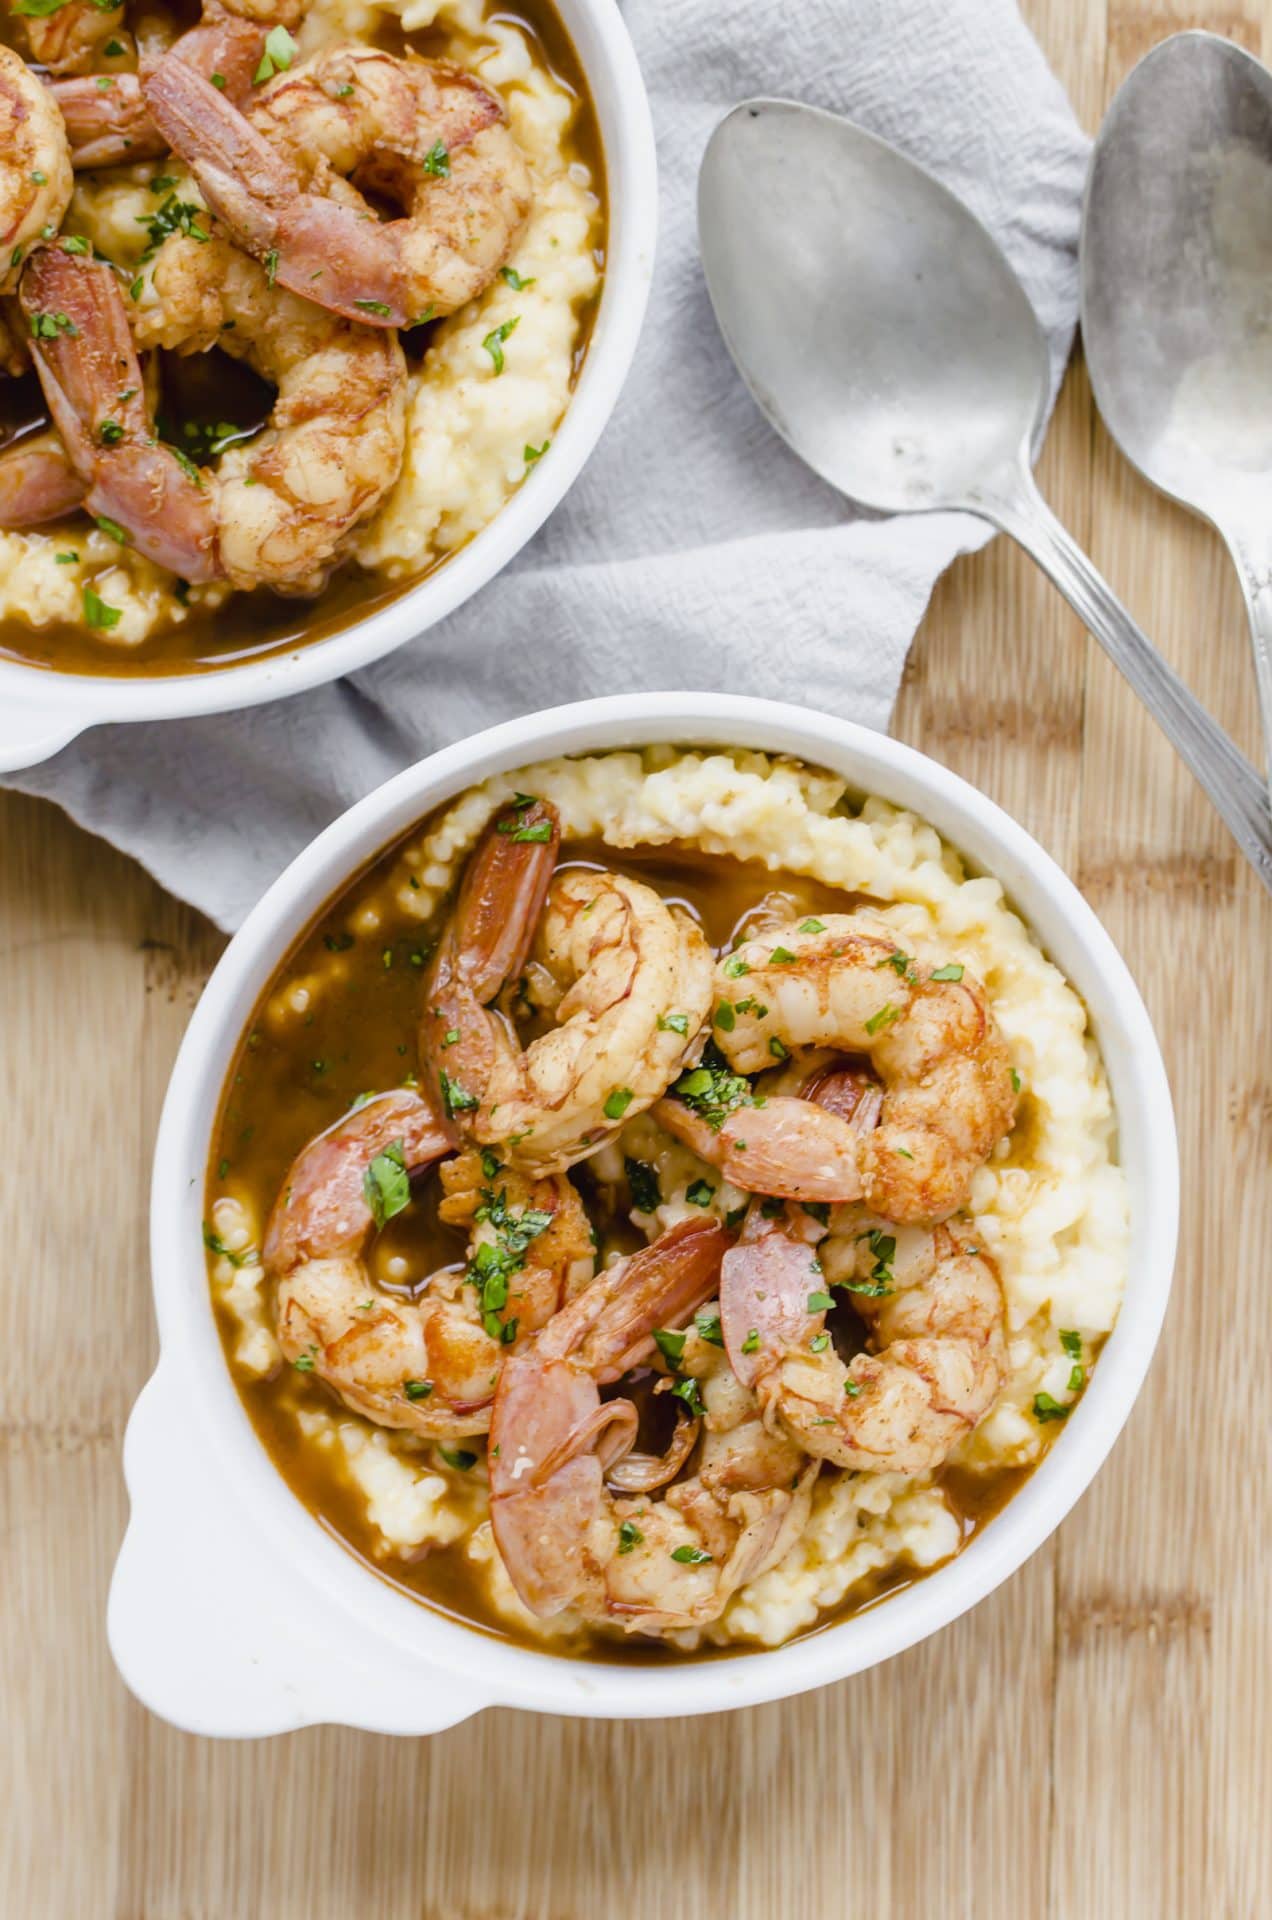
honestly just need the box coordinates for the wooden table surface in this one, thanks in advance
[5,2,1270,1913]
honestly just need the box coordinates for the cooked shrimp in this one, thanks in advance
[655,1055,884,1206]
[143,47,531,327]
[11,0,130,77]
[51,1,306,169]
[266,1096,595,1440]
[490,1215,812,1631]
[0,46,73,289]
[421,797,713,1177]
[9,235,408,588]
[0,425,84,524]
[14,244,218,575]
[719,1202,1006,1475]
[693,915,1016,1222]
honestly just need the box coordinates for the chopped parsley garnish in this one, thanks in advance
[129,276,144,301]
[467,1187,553,1337]
[354,298,394,317]
[768,1035,789,1061]
[1033,1392,1070,1424]
[363,1138,410,1229]
[264,249,280,287]
[60,235,89,255]
[807,1290,834,1313]
[846,1227,895,1297]
[292,1350,316,1372]
[13,0,73,15]
[336,82,354,97]
[1011,1069,1022,1094]
[844,1379,862,1399]
[671,1376,706,1419]
[877,949,916,978]
[930,963,965,982]
[98,418,123,446]
[439,1447,477,1470]
[94,514,128,544]
[167,442,202,484]
[670,1543,712,1565]
[136,193,208,257]
[864,1002,899,1037]
[769,945,796,965]
[482,316,519,374]
[652,1327,686,1365]
[28,310,77,340]
[524,440,549,462]
[480,1149,502,1181]
[403,1378,433,1401]
[422,139,450,177]
[82,585,122,630]
[210,71,226,88]
[500,265,536,289]
[685,1178,715,1207]
[439,1069,479,1118]
[253,23,297,84]
[617,1519,643,1555]
[694,1307,723,1347]
[810,1332,830,1353]
[670,1040,753,1132]
[625,1156,660,1214]
[54,551,78,565]
[713,999,736,1032]
[797,917,826,934]
[722,955,750,978]
[657,1012,689,1035]
[603,1087,633,1121]
[1060,1330,1085,1394]
[202,1224,251,1267]
[741,1328,760,1355]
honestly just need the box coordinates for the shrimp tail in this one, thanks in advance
[0,429,86,528]
[18,248,221,581]
[50,74,168,169]
[143,56,413,325]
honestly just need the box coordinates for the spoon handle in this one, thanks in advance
[1218,514,1272,796]
[983,465,1272,897]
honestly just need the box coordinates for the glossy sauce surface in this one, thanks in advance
[0,0,605,677]
[209,821,1047,1658]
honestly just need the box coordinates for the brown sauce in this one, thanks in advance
[207,802,1057,1661]
[0,0,606,677]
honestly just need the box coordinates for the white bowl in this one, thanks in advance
[0,0,657,774]
[113,693,1178,1735]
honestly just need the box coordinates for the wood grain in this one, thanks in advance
[3,1,1270,1913]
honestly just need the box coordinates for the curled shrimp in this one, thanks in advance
[0,46,73,290]
[667,915,1016,1223]
[265,1095,595,1440]
[719,1203,1007,1475]
[10,0,130,76]
[50,0,309,169]
[6,236,408,589]
[143,45,531,328]
[489,1216,812,1632]
[421,795,713,1177]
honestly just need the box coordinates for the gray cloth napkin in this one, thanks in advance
[7,0,1089,932]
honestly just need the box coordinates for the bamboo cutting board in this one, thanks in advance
[2,1,1270,1913]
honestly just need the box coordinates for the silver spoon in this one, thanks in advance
[698,99,1272,895]
[1082,30,1272,800]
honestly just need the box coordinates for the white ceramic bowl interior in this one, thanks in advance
[113,693,1178,1736]
[0,0,657,773]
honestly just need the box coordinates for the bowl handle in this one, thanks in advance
[0,698,91,772]
[108,1365,493,1738]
